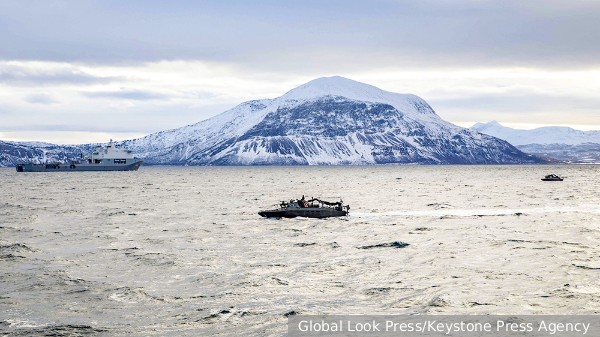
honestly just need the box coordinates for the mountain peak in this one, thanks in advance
[283,76,382,99]
[281,76,422,109]
[471,120,507,132]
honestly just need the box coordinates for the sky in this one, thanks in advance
[1,0,600,144]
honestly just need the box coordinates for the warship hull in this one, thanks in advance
[16,161,143,172]
[16,140,143,172]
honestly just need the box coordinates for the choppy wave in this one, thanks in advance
[1,165,600,335]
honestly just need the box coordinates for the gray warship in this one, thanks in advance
[16,140,143,172]
[258,196,350,218]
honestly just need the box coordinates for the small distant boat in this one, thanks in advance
[541,174,564,181]
[259,196,350,218]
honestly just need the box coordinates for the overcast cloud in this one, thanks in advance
[0,0,599,144]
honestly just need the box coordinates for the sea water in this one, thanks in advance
[1,165,600,336]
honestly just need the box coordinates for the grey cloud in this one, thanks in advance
[188,91,217,100]
[432,92,600,126]
[82,90,171,101]
[0,65,122,86]
[0,124,141,133]
[0,0,599,71]
[24,94,58,104]
[431,93,600,112]
[0,100,235,136]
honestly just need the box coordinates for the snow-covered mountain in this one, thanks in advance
[470,121,600,146]
[3,76,546,166]
[0,141,98,168]
[470,121,600,162]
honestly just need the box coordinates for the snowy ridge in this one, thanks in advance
[470,121,600,162]
[470,121,600,146]
[0,140,99,167]
[2,76,546,166]
[120,98,276,161]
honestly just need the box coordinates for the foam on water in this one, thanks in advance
[1,165,600,336]
[352,204,600,218]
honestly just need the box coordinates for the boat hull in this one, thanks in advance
[541,178,563,181]
[259,207,348,218]
[16,161,143,172]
